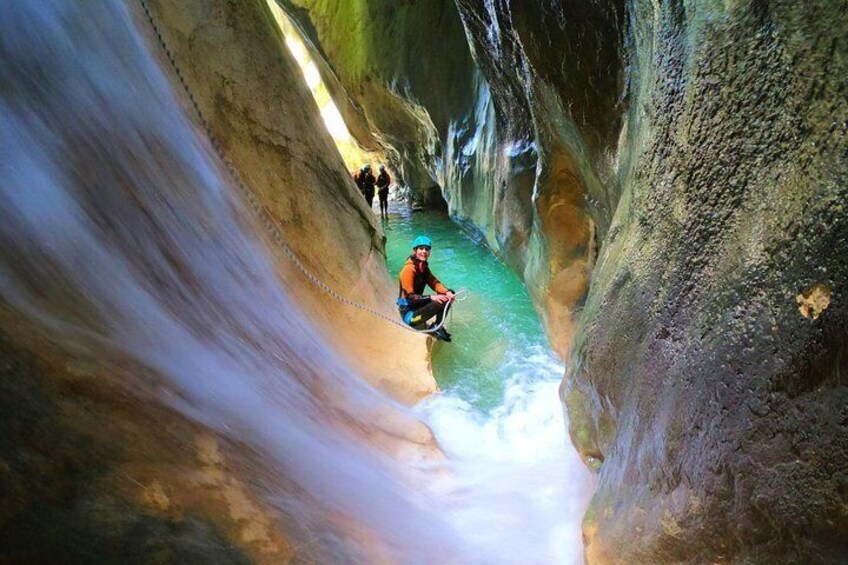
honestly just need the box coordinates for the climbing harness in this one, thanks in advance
[136,0,460,337]
[397,288,468,334]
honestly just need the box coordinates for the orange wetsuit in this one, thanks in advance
[397,256,451,328]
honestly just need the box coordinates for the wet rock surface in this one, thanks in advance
[141,0,436,402]
[0,326,287,563]
[452,0,624,356]
[564,1,848,561]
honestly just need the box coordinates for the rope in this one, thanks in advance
[136,0,461,337]
[413,287,468,334]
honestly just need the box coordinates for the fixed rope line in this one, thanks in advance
[137,0,452,336]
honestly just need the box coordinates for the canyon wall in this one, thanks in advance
[0,0,439,560]
[3,0,846,562]
[276,0,481,206]
[564,0,848,561]
[451,0,625,358]
[141,0,436,403]
[276,0,625,356]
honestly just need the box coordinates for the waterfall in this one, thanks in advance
[0,1,591,562]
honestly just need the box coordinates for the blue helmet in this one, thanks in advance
[412,235,432,249]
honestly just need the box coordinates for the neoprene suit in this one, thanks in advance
[376,171,390,215]
[397,256,452,328]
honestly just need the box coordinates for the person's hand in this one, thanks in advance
[431,294,449,304]
[445,291,456,301]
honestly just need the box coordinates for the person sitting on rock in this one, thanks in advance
[397,235,455,342]
[353,164,376,208]
[376,165,391,217]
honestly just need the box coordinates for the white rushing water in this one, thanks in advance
[0,1,593,562]
[418,347,594,564]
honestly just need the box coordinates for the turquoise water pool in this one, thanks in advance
[383,209,592,563]
[383,210,554,411]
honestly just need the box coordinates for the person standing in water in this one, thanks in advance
[397,235,455,342]
[376,165,391,218]
[353,164,376,208]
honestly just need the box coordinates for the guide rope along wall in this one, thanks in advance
[137,0,457,335]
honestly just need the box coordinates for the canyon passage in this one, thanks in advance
[1,0,846,563]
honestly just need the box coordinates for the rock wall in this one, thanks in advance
[276,0,480,207]
[1,0,440,560]
[141,0,436,404]
[564,0,848,561]
[451,0,625,356]
[275,0,625,356]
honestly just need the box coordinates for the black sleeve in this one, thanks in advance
[406,294,431,308]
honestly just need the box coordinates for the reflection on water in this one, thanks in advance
[0,1,593,562]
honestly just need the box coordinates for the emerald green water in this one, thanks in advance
[384,211,553,411]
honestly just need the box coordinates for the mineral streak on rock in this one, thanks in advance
[797,283,831,320]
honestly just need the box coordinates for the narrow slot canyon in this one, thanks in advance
[0,1,846,564]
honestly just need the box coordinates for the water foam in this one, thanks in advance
[417,347,594,564]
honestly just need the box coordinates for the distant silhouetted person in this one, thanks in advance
[376,165,391,217]
[353,164,376,208]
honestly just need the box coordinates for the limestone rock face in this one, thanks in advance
[141,0,436,404]
[564,1,848,561]
[276,0,480,208]
[451,0,624,356]
[276,0,625,356]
